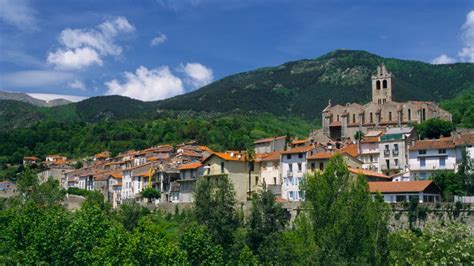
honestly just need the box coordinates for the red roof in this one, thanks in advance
[23,156,38,161]
[178,161,202,170]
[254,136,286,144]
[455,133,474,146]
[307,152,334,160]
[281,145,315,154]
[348,167,390,179]
[110,173,123,179]
[341,143,358,157]
[291,139,309,145]
[210,152,247,162]
[368,180,437,193]
[410,138,455,151]
[260,151,282,161]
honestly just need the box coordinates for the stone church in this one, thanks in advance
[322,64,452,140]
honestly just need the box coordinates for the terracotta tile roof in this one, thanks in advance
[254,136,286,144]
[260,151,282,161]
[291,139,309,145]
[197,145,213,152]
[361,137,379,143]
[307,152,334,160]
[341,143,358,157]
[368,180,437,193]
[275,197,288,203]
[94,152,109,159]
[179,150,202,157]
[213,152,247,161]
[281,145,315,154]
[147,157,159,161]
[348,167,390,179]
[110,173,122,179]
[178,161,202,170]
[455,133,474,146]
[23,156,38,161]
[410,138,455,151]
[113,182,122,187]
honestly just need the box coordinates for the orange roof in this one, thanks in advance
[178,161,202,170]
[361,137,379,143]
[254,136,286,144]
[94,152,109,159]
[410,138,455,151]
[281,145,315,154]
[147,157,159,161]
[110,173,122,179]
[23,156,38,161]
[307,152,334,160]
[260,151,282,161]
[211,152,247,162]
[348,167,390,179]
[197,145,213,152]
[291,139,309,145]
[275,197,288,203]
[341,143,358,157]
[368,180,437,193]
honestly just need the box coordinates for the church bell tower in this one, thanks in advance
[371,63,393,105]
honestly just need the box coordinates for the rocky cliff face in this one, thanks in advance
[0,91,71,107]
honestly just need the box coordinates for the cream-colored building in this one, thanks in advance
[322,64,451,140]
[201,151,260,202]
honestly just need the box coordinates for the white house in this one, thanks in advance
[368,180,441,203]
[378,127,415,176]
[253,136,286,154]
[281,145,323,201]
[177,161,204,203]
[408,138,457,180]
[258,151,282,196]
[358,130,383,172]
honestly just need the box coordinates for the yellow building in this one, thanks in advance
[201,151,260,202]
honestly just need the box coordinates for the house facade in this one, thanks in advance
[368,180,441,203]
[378,127,415,176]
[408,138,457,180]
[253,136,286,154]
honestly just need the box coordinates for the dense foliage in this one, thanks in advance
[441,89,474,128]
[0,112,315,168]
[1,159,473,264]
[415,118,456,139]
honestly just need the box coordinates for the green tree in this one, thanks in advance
[179,223,224,265]
[113,201,150,231]
[305,154,390,264]
[194,175,239,251]
[415,118,455,139]
[140,187,161,202]
[247,188,288,251]
[431,170,463,201]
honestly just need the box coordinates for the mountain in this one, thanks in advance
[156,49,474,119]
[0,91,72,107]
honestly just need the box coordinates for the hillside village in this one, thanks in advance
[4,65,473,207]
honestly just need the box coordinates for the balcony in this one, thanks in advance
[384,150,390,157]
[287,170,293,177]
[392,149,399,156]
[380,162,402,170]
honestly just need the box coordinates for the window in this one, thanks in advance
[396,195,406,202]
[298,153,303,159]
[287,154,291,160]
[409,195,419,202]
[386,159,390,169]
[394,159,399,166]
[337,115,340,121]
[273,177,277,185]
[383,99,386,104]
[289,164,293,171]
[376,80,381,90]
[255,176,259,185]
[352,114,356,123]
[418,150,426,155]
[394,144,399,151]
[439,158,446,168]
[297,163,302,172]
[408,109,411,120]
[370,155,373,162]
[220,162,225,174]
[378,99,381,104]
[438,149,446,154]
[420,158,426,167]
[383,79,388,89]
[389,112,392,121]
[311,162,315,171]
[422,108,426,121]
[370,112,373,123]
[289,191,295,200]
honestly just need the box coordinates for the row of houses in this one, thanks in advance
[21,130,474,206]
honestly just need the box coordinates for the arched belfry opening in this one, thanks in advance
[372,63,393,104]
[383,80,387,89]
[376,80,381,90]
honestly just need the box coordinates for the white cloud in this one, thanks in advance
[47,47,103,70]
[180,62,214,88]
[68,80,86,91]
[105,66,185,101]
[1,70,75,88]
[27,93,87,102]
[431,54,456,65]
[47,17,134,69]
[0,0,37,31]
[150,33,167,47]
[458,10,474,62]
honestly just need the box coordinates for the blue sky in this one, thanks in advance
[0,0,473,102]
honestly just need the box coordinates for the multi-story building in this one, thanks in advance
[259,151,282,196]
[408,138,457,180]
[281,145,323,201]
[358,130,383,172]
[379,127,415,176]
[177,162,204,203]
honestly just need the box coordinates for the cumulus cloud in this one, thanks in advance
[150,33,167,47]
[432,10,474,64]
[47,17,134,69]
[0,0,38,31]
[1,70,75,88]
[458,10,474,62]
[105,66,185,101]
[179,62,214,88]
[68,80,86,90]
[47,47,103,70]
[431,54,456,65]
